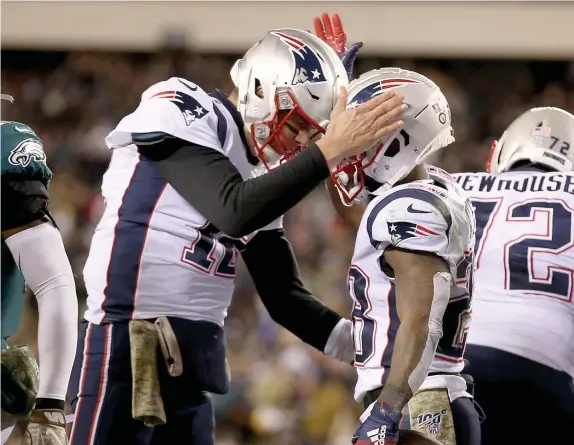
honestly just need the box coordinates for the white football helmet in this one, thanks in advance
[231,28,348,168]
[487,107,574,174]
[332,67,455,205]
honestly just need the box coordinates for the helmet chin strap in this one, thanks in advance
[370,165,411,196]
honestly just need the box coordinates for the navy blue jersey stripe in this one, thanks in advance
[101,157,167,321]
[212,103,228,147]
[366,188,452,248]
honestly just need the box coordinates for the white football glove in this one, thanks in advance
[324,318,355,363]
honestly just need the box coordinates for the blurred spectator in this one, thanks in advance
[2,51,571,444]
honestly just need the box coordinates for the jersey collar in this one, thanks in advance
[209,90,260,166]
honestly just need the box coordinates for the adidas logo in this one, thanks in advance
[367,425,387,444]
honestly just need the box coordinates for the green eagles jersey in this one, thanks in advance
[1,121,52,342]
[1,121,51,183]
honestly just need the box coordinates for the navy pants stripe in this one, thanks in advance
[67,320,216,445]
[69,323,113,445]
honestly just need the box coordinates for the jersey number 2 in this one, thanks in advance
[473,199,573,301]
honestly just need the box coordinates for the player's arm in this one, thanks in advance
[137,136,331,238]
[376,248,450,413]
[1,177,78,411]
[325,178,366,231]
[240,228,353,362]
[367,195,453,415]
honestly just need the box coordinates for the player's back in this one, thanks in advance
[455,170,574,377]
[350,168,476,401]
[83,77,274,326]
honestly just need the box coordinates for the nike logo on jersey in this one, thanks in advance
[177,79,198,91]
[407,204,432,214]
[14,125,34,134]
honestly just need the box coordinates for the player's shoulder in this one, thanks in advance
[363,180,454,249]
[108,77,226,152]
[368,178,454,224]
[1,121,42,145]
[1,121,50,180]
[140,77,217,116]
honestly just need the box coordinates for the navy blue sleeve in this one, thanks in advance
[241,228,342,351]
[136,136,330,237]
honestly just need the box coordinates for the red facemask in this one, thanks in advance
[330,140,388,204]
[249,91,326,170]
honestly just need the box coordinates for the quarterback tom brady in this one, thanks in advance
[455,107,574,445]
[66,28,407,445]
[1,94,78,445]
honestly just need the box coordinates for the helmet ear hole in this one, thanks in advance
[384,139,401,158]
[254,79,263,98]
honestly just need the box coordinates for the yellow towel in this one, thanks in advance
[128,320,166,427]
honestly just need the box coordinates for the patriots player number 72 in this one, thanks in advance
[473,199,573,301]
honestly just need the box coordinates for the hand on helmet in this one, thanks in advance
[316,87,406,169]
[311,13,363,81]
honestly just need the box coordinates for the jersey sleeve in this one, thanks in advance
[105,77,222,153]
[1,122,52,184]
[367,187,452,260]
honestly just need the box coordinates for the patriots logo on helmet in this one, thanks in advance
[271,31,326,86]
[151,90,209,126]
[349,78,421,108]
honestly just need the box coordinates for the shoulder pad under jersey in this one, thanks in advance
[106,77,224,153]
[0,121,52,183]
[366,182,452,256]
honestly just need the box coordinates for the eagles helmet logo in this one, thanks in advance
[8,138,46,167]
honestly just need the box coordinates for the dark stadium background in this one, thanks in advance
[2,2,573,443]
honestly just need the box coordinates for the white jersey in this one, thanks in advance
[454,170,574,378]
[350,168,476,402]
[83,77,281,325]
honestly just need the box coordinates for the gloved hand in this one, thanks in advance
[23,409,68,445]
[324,318,354,364]
[353,401,401,445]
[312,13,363,81]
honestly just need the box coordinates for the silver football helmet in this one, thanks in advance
[332,67,455,205]
[231,28,348,168]
[487,107,574,174]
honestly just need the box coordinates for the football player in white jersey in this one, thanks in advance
[310,16,480,445]
[324,68,480,445]
[67,28,407,445]
[453,107,574,445]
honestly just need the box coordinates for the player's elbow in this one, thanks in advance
[213,211,263,238]
[214,219,249,238]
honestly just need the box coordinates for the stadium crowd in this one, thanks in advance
[2,50,573,445]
